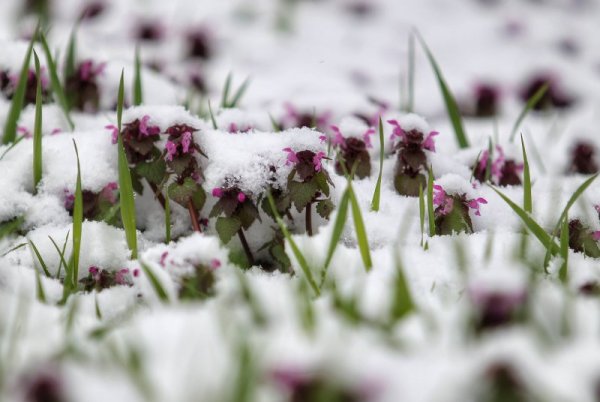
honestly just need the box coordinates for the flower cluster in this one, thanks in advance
[79,266,134,292]
[280,102,332,131]
[433,184,487,235]
[64,182,119,223]
[568,141,598,174]
[388,119,438,197]
[468,284,527,332]
[0,68,50,105]
[520,72,574,111]
[330,125,373,179]
[473,145,523,186]
[65,60,106,112]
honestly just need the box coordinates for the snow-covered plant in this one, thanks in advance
[178,260,219,300]
[0,68,50,105]
[473,145,523,186]
[433,184,487,235]
[63,182,119,224]
[563,219,600,258]
[388,119,438,197]
[330,125,373,179]
[283,147,334,235]
[567,141,598,174]
[79,266,133,292]
[519,72,574,111]
[64,59,105,112]
[280,102,331,131]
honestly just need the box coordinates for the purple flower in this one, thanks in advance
[63,189,75,209]
[313,151,326,172]
[387,119,405,141]
[388,120,439,152]
[115,268,130,285]
[105,124,119,144]
[362,128,375,148]
[433,185,454,216]
[283,147,299,165]
[159,251,169,267]
[237,192,246,203]
[212,187,224,197]
[468,197,488,216]
[79,60,106,81]
[139,115,160,137]
[181,132,192,153]
[210,258,221,270]
[422,131,439,152]
[165,140,178,161]
[330,125,346,148]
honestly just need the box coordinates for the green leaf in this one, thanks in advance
[208,100,218,129]
[509,84,549,142]
[133,46,143,106]
[315,199,334,219]
[415,31,469,149]
[216,216,242,244]
[32,51,43,191]
[289,180,318,212]
[348,183,372,271]
[521,135,532,213]
[135,158,166,184]
[370,117,385,211]
[0,216,24,239]
[39,32,74,129]
[559,213,568,283]
[167,178,206,210]
[320,189,350,286]
[117,70,138,259]
[238,202,259,230]
[426,167,435,237]
[266,191,320,296]
[28,240,51,277]
[418,184,425,247]
[140,262,169,302]
[2,27,36,144]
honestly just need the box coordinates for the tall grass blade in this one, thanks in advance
[370,118,385,211]
[266,191,320,296]
[228,78,250,108]
[390,250,414,323]
[35,270,46,303]
[32,51,43,191]
[348,184,372,271]
[220,73,232,108]
[559,212,569,283]
[509,84,548,142]
[320,189,350,286]
[415,32,469,148]
[164,195,171,243]
[140,262,169,302]
[2,28,36,144]
[418,184,425,247]
[551,173,599,236]
[28,240,51,277]
[520,135,532,213]
[426,167,435,237]
[133,46,143,106]
[406,32,415,112]
[63,24,78,85]
[48,234,69,279]
[208,100,218,129]
[69,140,84,290]
[117,70,138,259]
[39,32,74,129]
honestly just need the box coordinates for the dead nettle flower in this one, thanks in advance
[465,83,501,118]
[3,68,50,105]
[468,285,527,332]
[178,260,220,301]
[388,119,438,197]
[520,72,575,111]
[353,97,389,127]
[561,219,600,258]
[227,122,253,133]
[433,184,487,235]
[107,115,161,164]
[65,60,106,112]
[20,364,66,402]
[64,182,119,223]
[185,27,213,60]
[330,125,373,179]
[79,266,132,292]
[135,20,166,42]
[210,184,259,266]
[473,145,523,186]
[189,71,207,94]
[79,1,106,21]
[284,147,334,235]
[568,141,598,174]
[281,102,332,132]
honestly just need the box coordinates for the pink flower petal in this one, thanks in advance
[313,151,326,172]
[422,131,439,152]
[212,188,224,197]
[283,147,299,165]
[237,192,246,203]
[182,132,192,153]
[363,128,375,148]
[165,140,177,161]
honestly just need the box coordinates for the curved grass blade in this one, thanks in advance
[389,250,414,323]
[117,70,138,259]
[39,32,74,129]
[133,46,143,106]
[28,240,51,277]
[140,262,169,302]
[509,84,548,142]
[320,189,350,286]
[208,100,218,129]
[0,134,27,161]
[228,77,250,108]
[35,270,46,303]
[2,28,36,144]
[426,167,435,237]
[520,135,532,213]
[63,24,78,85]
[266,191,320,296]
[48,234,69,279]
[348,183,372,271]
[370,117,385,211]
[220,73,232,108]
[32,51,43,191]
[559,212,569,283]
[69,140,84,290]
[0,216,24,239]
[415,31,469,149]
[1,242,28,257]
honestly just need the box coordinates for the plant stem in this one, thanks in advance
[237,229,255,266]
[187,200,201,232]
[305,202,313,236]
[148,181,166,209]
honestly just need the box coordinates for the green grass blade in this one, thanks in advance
[0,216,24,239]
[559,212,569,283]
[484,138,493,183]
[39,32,74,130]
[490,186,559,255]
[228,77,250,108]
[320,189,350,286]
[551,173,599,236]
[48,234,69,279]
[28,240,51,277]
[415,32,469,149]
[117,70,138,259]
[520,135,532,213]
[164,195,171,243]
[426,167,435,237]
[208,100,218,129]
[370,117,385,211]
[418,184,425,248]
[35,270,46,303]
[220,73,232,108]
[1,242,28,257]
[2,30,36,144]
[348,184,372,272]
[509,84,548,142]
[63,24,78,85]
[390,251,414,323]
[140,262,169,302]
[0,134,27,161]
[70,140,84,289]
[133,46,143,106]
[266,191,320,296]
[32,51,43,191]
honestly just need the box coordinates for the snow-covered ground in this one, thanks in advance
[1,0,600,401]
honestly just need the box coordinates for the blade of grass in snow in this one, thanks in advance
[1,242,27,257]
[228,77,250,108]
[2,28,36,144]
[140,262,169,302]
[426,167,435,237]
[63,24,78,86]
[117,70,138,259]
[389,250,414,323]
[509,84,549,142]
[35,270,46,303]
[48,234,69,279]
[28,240,51,277]
[266,191,320,296]
[66,140,83,294]
[469,150,483,182]
[133,46,143,106]
[484,138,493,183]
[0,216,24,240]
[32,51,43,191]
[559,212,569,283]
[418,184,425,248]
[220,73,232,108]
[348,183,372,272]
[208,100,218,129]
[406,32,415,112]
[370,118,385,211]
[95,295,103,320]
[320,189,350,286]
[521,135,532,213]
[415,31,469,149]
[490,186,559,255]
[39,32,74,129]
[0,135,26,160]
[164,195,171,243]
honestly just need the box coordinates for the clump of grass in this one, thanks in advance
[220,73,250,109]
